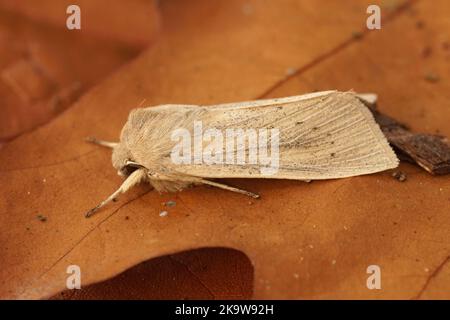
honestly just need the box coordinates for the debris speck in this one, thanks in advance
[424,72,440,83]
[27,191,30,195]
[416,20,425,29]
[424,267,430,273]
[293,273,299,279]
[343,226,348,230]
[285,67,297,76]
[392,171,407,182]
[332,259,337,265]
[159,210,168,217]
[422,46,432,58]
[443,41,449,50]
[42,178,46,183]
[248,201,253,205]
[308,244,314,249]
[300,256,304,262]
[165,200,176,207]
[125,216,130,220]
[37,214,47,222]
[312,224,316,229]
[352,31,363,40]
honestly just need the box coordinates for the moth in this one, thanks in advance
[85,90,398,217]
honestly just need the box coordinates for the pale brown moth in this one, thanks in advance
[85,91,398,217]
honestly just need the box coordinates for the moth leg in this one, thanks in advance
[85,136,118,149]
[199,179,260,199]
[85,168,147,218]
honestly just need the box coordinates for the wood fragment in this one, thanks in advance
[371,108,450,175]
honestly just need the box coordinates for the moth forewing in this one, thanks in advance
[158,91,398,179]
[85,91,398,217]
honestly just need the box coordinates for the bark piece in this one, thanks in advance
[372,109,450,175]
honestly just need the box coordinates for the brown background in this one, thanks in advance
[0,0,449,299]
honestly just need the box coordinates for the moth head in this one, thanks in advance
[111,142,140,177]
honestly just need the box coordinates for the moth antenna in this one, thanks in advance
[85,168,147,218]
[199,179,260,199]
[85,136,118,149]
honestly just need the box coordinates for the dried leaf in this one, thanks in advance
[0,2,159,140]
[0,0,449,300]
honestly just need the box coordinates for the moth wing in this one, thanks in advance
[159,91,398,179]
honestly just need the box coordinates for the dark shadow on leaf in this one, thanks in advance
[51,247,253,300]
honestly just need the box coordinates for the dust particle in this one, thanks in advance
[37,214,47,222]
[392,171,407,182]
[422,46,432,58]
[159,211,168,217]
[293,273,299,279]
[285,67,297,76]
[165,200,176,207]
[424,72,440,83]
[352,31,363,40]
[332,260,337,265]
